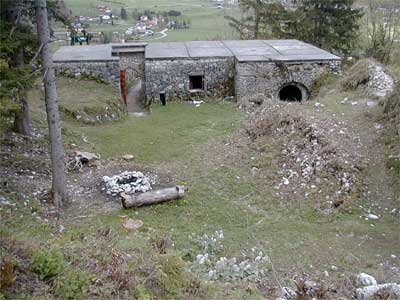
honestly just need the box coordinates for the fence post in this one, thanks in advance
[120,69,127,105]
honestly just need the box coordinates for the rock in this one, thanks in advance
[122,219,143,230]
[251,167,259,177]
[356,273,377,287]
[75,151,99,164]
[355,283,400,300]
[366,213,379,220]
[103,171,153,196]
[367,63,395,98]
[281,287,296,299]
[122,154,135,161]
[314,102,324,108]
[0,197,16,207]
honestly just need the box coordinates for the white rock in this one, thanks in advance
[356,283,400,300]
[122,154,135,161]
[0,198,16,207]
[356,273,377,287]
[281,287,296,299]
[366,213,379,220]
[283,177,290,185]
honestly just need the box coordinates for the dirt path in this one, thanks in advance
[126,80,149,115]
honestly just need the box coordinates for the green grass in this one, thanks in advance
[79,102,242,161]
[3,77,400,299]
[62,0,239,42]
[29,77,121,113]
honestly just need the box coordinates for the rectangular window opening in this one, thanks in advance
[189,75,204,90]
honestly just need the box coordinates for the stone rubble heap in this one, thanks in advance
[102,171,153,197]
[246,101,362,208]
[355,273,400,300]
[367,63,395,98]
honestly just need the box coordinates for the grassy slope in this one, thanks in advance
[80,102,241,161]
[62,0,239,42]
[2,74,399,299]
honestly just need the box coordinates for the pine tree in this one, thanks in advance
[0,0,71,135]
[297,0,363,54]
[227,0,363,55]
[226,1,296,39]
[0,0,37,135]
[120,7,128,20]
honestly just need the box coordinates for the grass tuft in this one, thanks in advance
[340,59,370,91]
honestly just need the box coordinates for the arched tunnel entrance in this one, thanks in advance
[278,82,308,102]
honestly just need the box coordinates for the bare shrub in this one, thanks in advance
[340,59,370,91]
[365,0,400,64]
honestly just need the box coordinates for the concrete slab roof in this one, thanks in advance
[53,44,118,62]
[145,40,340,61]
[53,40,340,63]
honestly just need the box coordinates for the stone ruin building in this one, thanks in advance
[53,40,341,105]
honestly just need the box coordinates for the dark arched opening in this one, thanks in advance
[279,84,303,102]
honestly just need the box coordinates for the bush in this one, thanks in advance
[134,286,154,300]
[158,255,188,298]
[30,249,64,281]
[0,257,15,292]
[309,72,336,99]
[53,271,88,300]
[383,83,400,130]
[340,59,370,91]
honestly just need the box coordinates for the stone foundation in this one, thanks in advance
[145,57,235,102]
[53,40,342,104]
[235,60,341,105]
[119,52,145,85]
[54,60,120,88]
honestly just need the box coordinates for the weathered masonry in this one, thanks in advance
[53,40,341,104]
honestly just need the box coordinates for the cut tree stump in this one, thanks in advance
[121,186,185,208]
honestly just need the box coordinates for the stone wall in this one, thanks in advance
[235,60,341,103]
[145,57,235,102]
[54,60,120,88]
[119,52,145,85]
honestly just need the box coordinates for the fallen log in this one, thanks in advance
[121,186,185,208]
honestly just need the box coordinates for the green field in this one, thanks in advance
[63,0,240,42]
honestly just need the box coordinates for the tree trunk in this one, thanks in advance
[14,97,31,135]
[35,0,69,207]
[121,186,185,208]
[8,0,31,136]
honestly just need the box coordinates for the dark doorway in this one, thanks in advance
[279,84,303,102]
[159,92,166,106]
[189,75,204,90]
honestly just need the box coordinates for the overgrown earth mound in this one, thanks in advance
[29,77,126,125]
[246,100,363,209]
[384,83,400,135]
[341,59,396,98]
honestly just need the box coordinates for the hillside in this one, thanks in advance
[1,58,399,299]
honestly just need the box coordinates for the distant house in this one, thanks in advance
[96,4,107,11]
[148,19,158,27]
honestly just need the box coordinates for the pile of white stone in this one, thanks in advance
[102,171,153,197]
[367,63,395,98]
[355,273,400,300]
